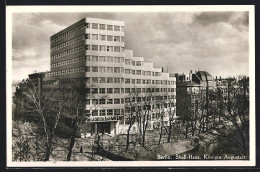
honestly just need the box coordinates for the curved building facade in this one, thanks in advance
[43,17,176,136]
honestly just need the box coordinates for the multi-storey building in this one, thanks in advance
[25,17,176,137]
[174,70,215,118]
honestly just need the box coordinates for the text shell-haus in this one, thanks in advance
[30,17,177,137]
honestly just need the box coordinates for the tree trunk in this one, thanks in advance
[44,146,51,161]
[167,123,172,143]
[185,123,189,139]
[158,124,163,145]
[125,125,131,152]
[67,135,76,161]
[142,131,146,147]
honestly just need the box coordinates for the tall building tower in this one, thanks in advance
[43,17,176,137]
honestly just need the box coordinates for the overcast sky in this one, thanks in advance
[12,11,249,81]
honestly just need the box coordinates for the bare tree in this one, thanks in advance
[136,88,153,147]
[205,77,249,156]
[18,79,63,161]
[61,79,106,161]
[12,121,39,161]
[124,88,139,152]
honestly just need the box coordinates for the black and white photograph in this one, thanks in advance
[6,5,255,167]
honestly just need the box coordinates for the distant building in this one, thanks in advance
[174,70,216,118]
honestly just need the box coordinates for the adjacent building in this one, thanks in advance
[174,70,216,118]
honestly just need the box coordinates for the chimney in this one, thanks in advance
[189,70,192,82]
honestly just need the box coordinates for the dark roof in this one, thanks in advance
[196,71,214,81]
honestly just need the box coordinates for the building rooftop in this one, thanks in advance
[196,71,214,82]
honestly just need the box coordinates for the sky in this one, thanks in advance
[12,11,249,81]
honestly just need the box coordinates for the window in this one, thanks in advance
[99,77,106,83]
[114,36,120,42]
[99,67,106,73]
[114,78,120,83]
[114,57,120,63]
[107,56,113,62]
[92,34,98,40]
[85,45,90,50]
[114,46,120,52]
[92,99,98,105]
[114,99,120,104]
[107,99,113,104]
[85,23,90,28]
[121,78,124,83]
[107,46,113,52]
[132,79,135,84]
[92,45,98,51]
[107,25,113,31]
[121,88,124,93]
[125,69,131,74]
[86,55,91,61]
[99,88,106,94]
[107,77,113,83]
[99,45,106,51]
[92,66,98,72]
[132,61,136,66]
[114,88,120,94]
[121,109,124,115]
[92,77,98,83]
[142,71,145,75]
[136,61,142,66]
[121,26,124,32]
[92,88,98,94]
[114,25,120,31]
[91,56,98,62]
[99,56,106,62]
[107,35,113,41]
[107,88,113,94]
[86,66,90,72]
[92,110,98,116]
[100,35,106,41]
[85,78,90,83]
[107,109,113,115]
[132,70,135,75]
[85,34,90,39]
[113,109,120,116]
[100,99,106,104]
[136,70,141,75]
[125,88,130,93]
[99,24,105,30]
[92,23,98,29]
[114,67,121,73]
[107,67,113,73]
[125,59,131,65]
[86,99,90,105]
[136,79,141,84]
[125,79,130,84]
[100,110,106,116]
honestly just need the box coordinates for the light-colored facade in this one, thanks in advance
[43,17,176,136]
